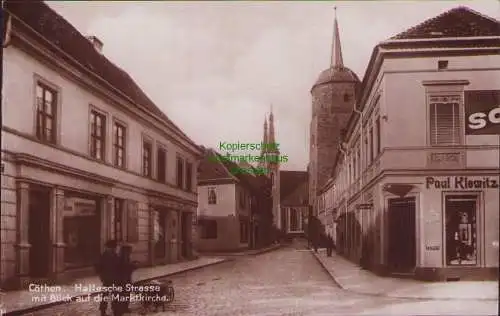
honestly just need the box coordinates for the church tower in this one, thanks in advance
[267,107,281,230]
[308,8,360,216]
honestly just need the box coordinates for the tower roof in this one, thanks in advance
[313,7,361,89]
[314,67,360,87]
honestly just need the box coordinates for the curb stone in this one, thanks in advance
[200,244,284,257]
[311,250,498,302]
[4,258,230,315]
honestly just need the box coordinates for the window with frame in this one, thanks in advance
[208,187,217,204]
[375,117,381,154]
[429,95,461,146]
[353,155,357,180]
[142,140,152,177]
[186,162,193,191]
[356,149,361,178]
[198,219,217,239]
[114,198,125,241]
[364,136,369,168]
[113,122,126,168]
[90,110,106,161]
[369,126,374,163]
[36,82,57,143]
[348,161,352,185]
[176,157,184,188]
[157,147,167,183]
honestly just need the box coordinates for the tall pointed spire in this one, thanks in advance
[268,105,275,145]
[258,116,269,169]
[331,6,344,68]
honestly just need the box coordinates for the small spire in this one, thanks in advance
[331,6,344,68]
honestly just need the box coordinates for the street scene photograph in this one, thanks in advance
[0,0,499,315]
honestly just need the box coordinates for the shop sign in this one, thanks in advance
[426,176,499,189]
[465,90,500,135]
[64,197,96,216]
[425,245,440,251]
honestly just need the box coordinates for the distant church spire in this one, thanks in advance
[258,116,269,169]
[331,7,344,68]
[268,105,275,145]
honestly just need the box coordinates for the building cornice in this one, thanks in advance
[381,36,500,44]
[422,80,470,86]
[146,190,198,208]
[7,13,201,158]
[14,152,117,186]
[198,178,238,186]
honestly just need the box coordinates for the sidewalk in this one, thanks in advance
[312,248,498,301]
[0,256,228,314]
[199,243,283,257]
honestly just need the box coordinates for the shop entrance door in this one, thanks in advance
[28,186,51,278]
[387,197,416,273]
[181,212,190,258]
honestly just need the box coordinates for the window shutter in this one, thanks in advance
[126,200,139,242]
[430,102,460,145]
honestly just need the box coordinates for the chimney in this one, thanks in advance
[86,35,103,53]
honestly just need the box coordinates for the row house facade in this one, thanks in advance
[1,1,202,289]
[324,7,499,281]
[195,149,273,252]
[317,178,335,242]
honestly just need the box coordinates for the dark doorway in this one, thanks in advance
[253,225,258,248]
[387,197,416,273]
[181,212,190,258]
[28,186,51,278]
[154,209,167,260]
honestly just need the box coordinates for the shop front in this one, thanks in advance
[63,193,102,270]
[148,198,195,265]
[381,174,499,281]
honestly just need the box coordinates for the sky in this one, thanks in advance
[47,0,500,171]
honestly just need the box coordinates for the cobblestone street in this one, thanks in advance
[28,244,497,316]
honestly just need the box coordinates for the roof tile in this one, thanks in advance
[391,6,500,40]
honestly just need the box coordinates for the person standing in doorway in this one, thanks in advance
[95,240,119,316]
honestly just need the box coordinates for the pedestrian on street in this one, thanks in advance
[326,234,333,257]
[95,239,120,316]
[115,244,138,316]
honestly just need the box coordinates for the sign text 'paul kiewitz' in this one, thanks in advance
[426,176,499,189]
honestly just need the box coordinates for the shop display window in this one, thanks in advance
[445,195,478,266]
